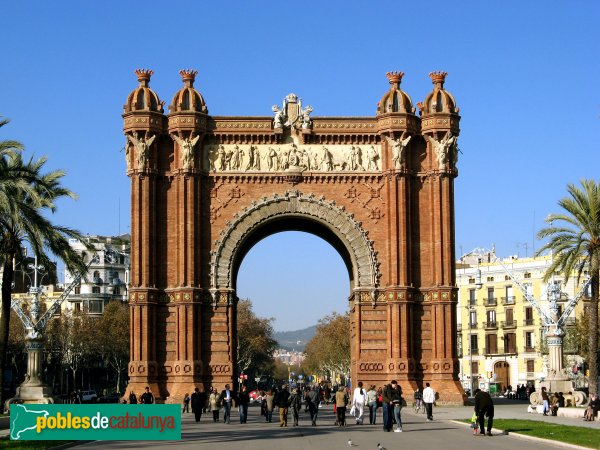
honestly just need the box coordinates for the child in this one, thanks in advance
[471,411,478,435]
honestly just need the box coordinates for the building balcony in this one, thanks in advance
[469,348,479,356]
[484,298,497,307]
[523,346,536,353]
[501,296,516,305]
[469,322,478,329]
[501,320,517,329]
[482,321,498,330]
[523,319,535,326]
[503,347,517,355]
[484,348,501,356]
[469,299,477,306]
[526,371,535,379]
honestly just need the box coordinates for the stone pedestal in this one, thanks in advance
[6,338,54,408]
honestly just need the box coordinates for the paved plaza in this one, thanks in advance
[72,401,599,450]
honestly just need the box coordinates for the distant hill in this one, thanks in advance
[274,325,316,351]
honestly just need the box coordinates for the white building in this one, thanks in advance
[64,234,130,315]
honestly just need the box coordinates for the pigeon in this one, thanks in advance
[348,439,357,447]
[377,444,387,450]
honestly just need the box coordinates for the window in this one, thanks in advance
[469,289,476,305]
[486,334,498,354]
[487,287,495,299]
[92,286,101,294]
[505,308,514,323]
[505,285,514,303]
[74,286,81,295]
[526,360,535,372]
[524,272,531,279]
[525,306,534,325]
[75,302,81,312]
[469,310,477,327]
[470,334,478,353]
[504,275,510,281]
[93,270,100,279]
[487,277,494,282]
[468,278,475,284]
[504,333,516,353]
[87,300,103,314]
[487,310,496,324]
[113,287,120,295]
[525,331,535,350]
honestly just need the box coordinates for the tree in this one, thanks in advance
[236,299,277,381]
[304,312,350,382]
[537,179,600,395]
[97,301,129,393]
[0,118,88,403]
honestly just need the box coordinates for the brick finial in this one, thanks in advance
[429,71,447,87]
[135,69,153,87]
[179,69,198,88]
[386,71,404,87]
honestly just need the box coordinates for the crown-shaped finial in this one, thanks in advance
[179,69,198,87]
[135,69,154,87]
[386,71,404,86]
[429,71,448,86]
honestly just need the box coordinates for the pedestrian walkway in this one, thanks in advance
[72,403,576,450]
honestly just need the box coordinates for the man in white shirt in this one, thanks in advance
[352,381,367,424]
[422,382,436,421]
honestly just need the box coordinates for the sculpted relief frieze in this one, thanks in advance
[204,143,382,173]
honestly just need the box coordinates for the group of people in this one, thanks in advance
[128,387,154,405]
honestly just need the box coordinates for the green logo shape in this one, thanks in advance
[10,404,181,440]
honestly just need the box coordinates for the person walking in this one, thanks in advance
[265,389,275,423]
[220,384,236,424]
[335,385,349,426]
[352,381,367,425]
[275,384,290,427]
[191,387,207,423]
[366,385,378,425]
[289,388,302,426]
[474,388,494,436]
[140,386,154,404]
[423,382,435,421]
[209,387,221,423]
[391,382,403,432]
[306,384,320,426]
[183,392,190,413]
[238,385,250,424]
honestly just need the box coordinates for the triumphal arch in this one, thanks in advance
[123,68,465,403]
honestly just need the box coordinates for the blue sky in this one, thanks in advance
[2,1,599,330]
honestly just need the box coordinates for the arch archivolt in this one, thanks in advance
[210,189,381,291]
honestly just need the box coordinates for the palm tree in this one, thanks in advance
[0,118,88,404]
[537,179,600,395]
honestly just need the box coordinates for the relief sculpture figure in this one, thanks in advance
[172,133,200,170]
[230,145,244,170]
[348,146,361,170]
[301,105,313,129]
[366,145,379,171]
[246,145,260,171]
[386,132,412,169]
[321,146,334,171]
[215,145,226,171]
[267,147,279,171]
[424,131,457,169]
[127,131,156,170]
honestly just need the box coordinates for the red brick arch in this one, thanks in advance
[123,70,466,404]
